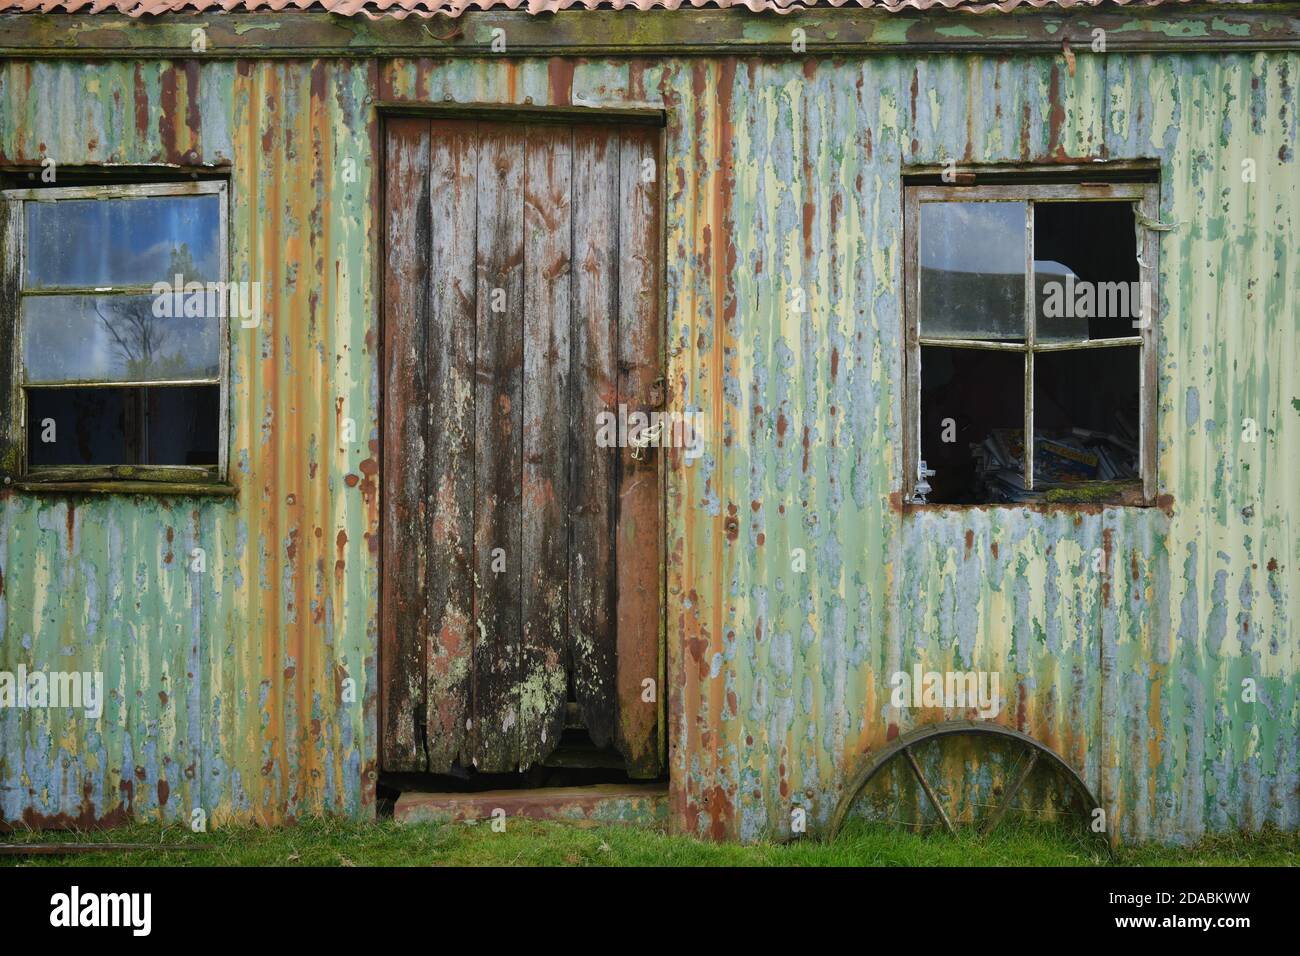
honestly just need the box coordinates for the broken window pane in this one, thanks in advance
[26,385,220,468]
[24,194,221,288]
[27,387,132,466]
[907,183,1151,506]
[920,346,1025,503]
[22,295,220,384]
[1034,202,1143,343]
[144,385,222,465]
[919,345,1141,503]
[920,201,1026,341]
[1033,348,1140,485]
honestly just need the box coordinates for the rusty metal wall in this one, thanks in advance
[0,0,1184,20]
[1,49,1296,843]
[0,59,380,826]
[638,52,1299,843]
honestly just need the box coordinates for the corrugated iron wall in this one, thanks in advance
[0,59,380,826]
[1,48,1296,843]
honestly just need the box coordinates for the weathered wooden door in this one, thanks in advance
[382,116,663,778]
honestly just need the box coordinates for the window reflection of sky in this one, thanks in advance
[921,201,1073,277]
[921,202,1024,275]
[25,195,220,287]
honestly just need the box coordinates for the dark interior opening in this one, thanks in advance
[25,384,220,468]
[919,348,1024,504]
[376,727,659,815]
[1034,201,1142,340]
[919,345,1140,504]
[377,702,664,811]
[1034,347,1141,484]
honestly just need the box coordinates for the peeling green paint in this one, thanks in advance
[232,21,282,35]
[0,34,1294,847]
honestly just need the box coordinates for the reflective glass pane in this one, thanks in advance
[26,385,220,467]
[920,201,1026,341]
[22,295,220,384]
[25,194,220,287]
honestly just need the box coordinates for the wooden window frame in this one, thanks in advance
[902,180,1160,508]
[0,180,232,494]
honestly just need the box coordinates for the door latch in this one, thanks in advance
[647,376,667,409]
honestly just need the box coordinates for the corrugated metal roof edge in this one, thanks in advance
[0,0,1211,23]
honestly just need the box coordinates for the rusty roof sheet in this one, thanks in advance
[0,0,1202,21]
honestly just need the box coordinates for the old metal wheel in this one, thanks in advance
[827,720,1111,852]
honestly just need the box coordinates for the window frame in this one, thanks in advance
[902,180,1160,507]
[0,179,230,490]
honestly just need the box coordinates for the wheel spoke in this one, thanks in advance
[981,749,1039,838]
[828,721,1106,846]
[903,745,955,836]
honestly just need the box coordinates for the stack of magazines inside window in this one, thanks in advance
[970,414,1139,502]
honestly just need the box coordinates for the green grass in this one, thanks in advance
[3,817,1297,866]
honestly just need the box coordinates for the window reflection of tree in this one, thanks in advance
[93,244,197,381]
[95,298,172,381]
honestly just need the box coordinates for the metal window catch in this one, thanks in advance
[913,460,936,504]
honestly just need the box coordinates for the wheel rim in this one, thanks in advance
[827,719,1110,850]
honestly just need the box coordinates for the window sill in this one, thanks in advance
[8,479,237,497]
[902,480,1160,513]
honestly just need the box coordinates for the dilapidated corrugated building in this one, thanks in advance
[0,0,1295,845]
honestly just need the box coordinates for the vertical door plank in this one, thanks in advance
[423,121,479,772]
[615,125,664,778]
[568,126,621,750]
[471,125,526,772]
[381,118,431,771]
[518,124,574,768]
